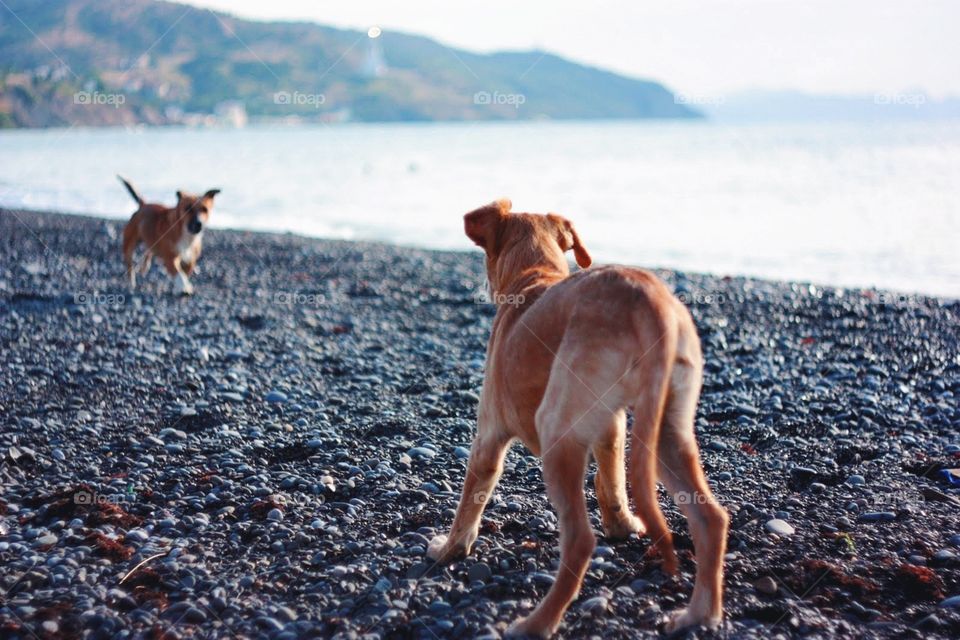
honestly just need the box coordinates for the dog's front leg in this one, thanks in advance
[428,429,509,564]
[164,256,194,296]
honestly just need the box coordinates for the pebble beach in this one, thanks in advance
[1,208,959,639]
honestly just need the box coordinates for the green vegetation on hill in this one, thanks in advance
[0,0,700,127]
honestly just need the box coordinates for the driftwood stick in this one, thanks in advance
[119,550,170,585]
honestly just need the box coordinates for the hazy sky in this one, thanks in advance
[184,0,959,98]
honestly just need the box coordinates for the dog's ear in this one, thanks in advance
[551,214,592,268]
[464,198,511,250]
[203,189,221,200]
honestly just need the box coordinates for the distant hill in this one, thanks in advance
[700,89,960,123]
[0,0,699,128]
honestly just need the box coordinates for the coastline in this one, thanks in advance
[1,208,959,638]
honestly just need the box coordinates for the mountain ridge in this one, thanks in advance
[0,0,700,127]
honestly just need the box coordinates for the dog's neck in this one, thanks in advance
[488,241,570,306]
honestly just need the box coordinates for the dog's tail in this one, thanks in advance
[117,175,144,206]
[629,313,679,575]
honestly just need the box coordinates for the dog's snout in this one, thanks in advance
[188,218,202,234]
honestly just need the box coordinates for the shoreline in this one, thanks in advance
[2,207,955,303]
[1,208,959,638]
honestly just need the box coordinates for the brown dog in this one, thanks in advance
[119,176,219,295]
[427,199,728,637]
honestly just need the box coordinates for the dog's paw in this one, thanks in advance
[173,276,195,296]
[426,535,466,563]
[602,512,645,540]
[505,616,554,639]
[426,535,448,561]
[663,608,722,634]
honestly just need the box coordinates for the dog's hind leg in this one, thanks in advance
[508,432,592,638]
[122,220,139,288]
[508,369,604,638]
[659,321,728,632]
[593,409,645,539]
[428,428,510,564]
[627,320,679,576]
[138,252,152,277]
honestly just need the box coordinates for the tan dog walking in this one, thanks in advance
[428,199,728,637]
[119,176,219,295]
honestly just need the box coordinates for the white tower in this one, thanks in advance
[361,27,386,78]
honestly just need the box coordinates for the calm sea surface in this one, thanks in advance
[1,120,957,296]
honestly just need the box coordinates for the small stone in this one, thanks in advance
[125,529,149,544]
[453,446,471,459]
[468,562,492,583]
[406,561,431,579]
[256,617,284,632]
[629,579,652,592]
[939,595,960,608]
[265,391,288,403]
[765,519,795,536]
[754,576,778,595]
[275,606,297,622]
[791,466,818,481]
[580,596,609,614]
[845,475,866,486]
[184,607,206,623]
[36,533,58,546]
[408,447,436,460]
[858,512,896,523]
[266,508,283,522]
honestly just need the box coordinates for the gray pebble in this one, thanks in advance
[765,519,795,536]
[468,562,492,583]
